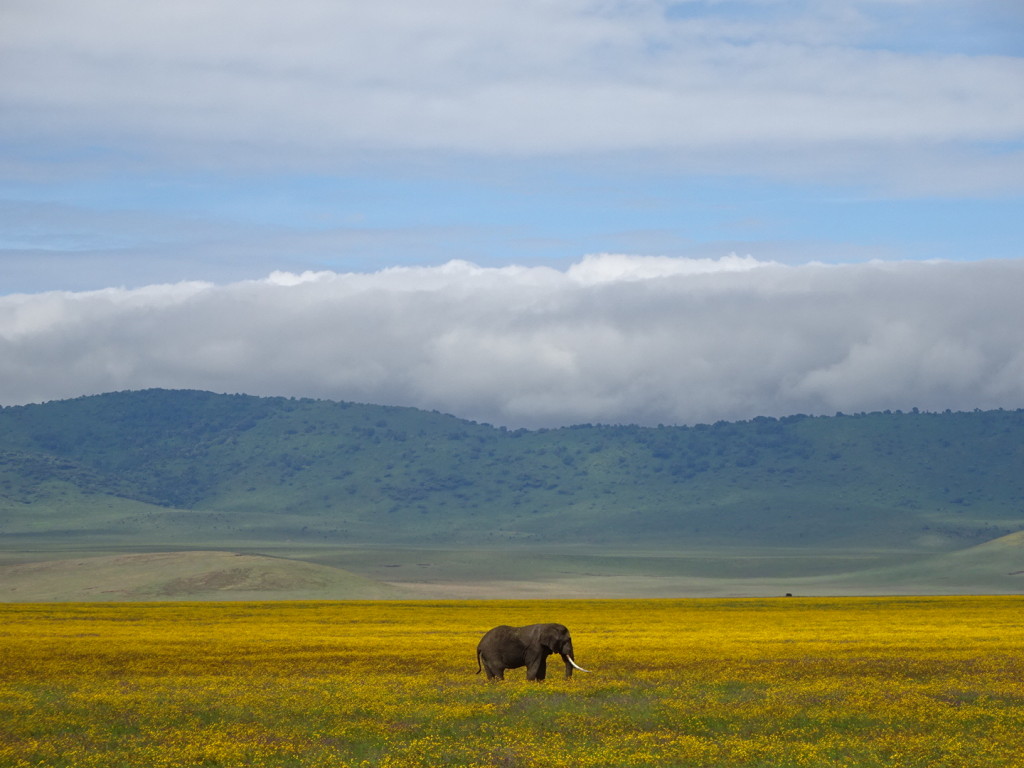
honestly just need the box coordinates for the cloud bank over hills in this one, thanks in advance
[2,255,1022,427]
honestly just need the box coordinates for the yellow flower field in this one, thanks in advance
[2,596,1022,767]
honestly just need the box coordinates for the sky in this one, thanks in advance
[2,0,1023,426]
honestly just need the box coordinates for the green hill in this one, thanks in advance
[2,390,1023,598]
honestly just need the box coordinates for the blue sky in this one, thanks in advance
[2,0,1023,424]
[3,0,1022,292]
[10,166,1023,292]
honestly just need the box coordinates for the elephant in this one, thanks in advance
[476,623,591,681]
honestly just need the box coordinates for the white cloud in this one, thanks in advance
[3,0,1022,191]
[566,253,770,283]
[2,255,1023,427]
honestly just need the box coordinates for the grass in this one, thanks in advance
[3,535,1024,601]
[0,551,405,602]
[2,597,1023,766]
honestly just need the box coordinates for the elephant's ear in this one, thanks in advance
[540,624,566,652]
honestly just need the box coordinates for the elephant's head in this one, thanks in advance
[539,624,573,655]
[540,623,590,674]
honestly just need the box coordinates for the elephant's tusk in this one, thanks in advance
[567,656,591,673]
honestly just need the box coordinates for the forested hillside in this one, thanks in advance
[2,389,1023,555]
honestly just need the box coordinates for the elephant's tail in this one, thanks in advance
[475,649,482,675]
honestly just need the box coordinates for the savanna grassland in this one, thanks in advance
[2,597,1023,767]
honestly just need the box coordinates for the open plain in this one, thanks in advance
[2,596,1022,767]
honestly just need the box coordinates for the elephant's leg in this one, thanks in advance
[483,658,504,680]
[526,654,547,681]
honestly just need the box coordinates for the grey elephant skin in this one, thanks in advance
[476,623,590,681]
